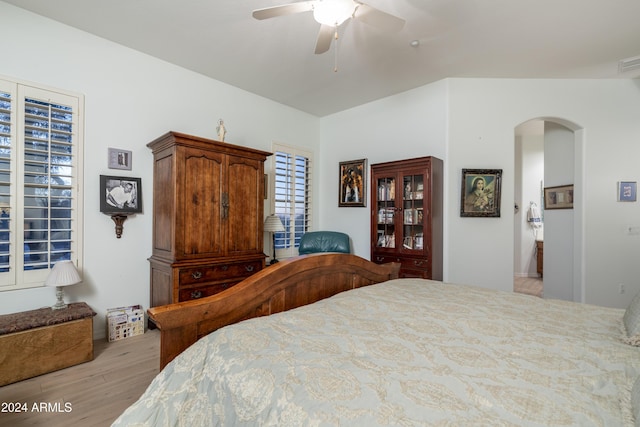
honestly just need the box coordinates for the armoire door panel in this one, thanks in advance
[153,154,174,255]
[226,158,262,254]
[180,152,224,257]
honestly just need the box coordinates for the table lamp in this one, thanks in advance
[264,214,285,264]
[45,260,82,310]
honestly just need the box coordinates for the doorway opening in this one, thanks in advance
[513,118,584,302]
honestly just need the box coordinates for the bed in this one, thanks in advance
[113,253,640,426]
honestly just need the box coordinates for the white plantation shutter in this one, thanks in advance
[0,77,83,290]
[272,144,312,259]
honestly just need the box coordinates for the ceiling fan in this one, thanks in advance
[252,0,405,54]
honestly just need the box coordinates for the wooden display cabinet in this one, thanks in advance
[148,131,271,307]
[370,156,443,279]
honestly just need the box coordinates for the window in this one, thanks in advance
[272,143,312,259]
[0,77,84,291]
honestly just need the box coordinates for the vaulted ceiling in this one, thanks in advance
[5,0,640,116]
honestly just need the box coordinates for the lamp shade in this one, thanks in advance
[264,214,285,233]
[45,260,82,288]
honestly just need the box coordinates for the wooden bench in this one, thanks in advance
[0,302,96,386]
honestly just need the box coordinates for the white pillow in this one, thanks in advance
[623,292,640,346]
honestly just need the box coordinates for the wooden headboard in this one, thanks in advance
[148,253,400,369]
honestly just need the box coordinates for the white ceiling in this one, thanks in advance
[5,0,640,116]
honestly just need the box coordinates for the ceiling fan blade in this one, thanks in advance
[252,1,314,20]
[314,24,335,54]
[353,3,405,32]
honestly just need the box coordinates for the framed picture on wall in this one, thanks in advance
[108,148,132,170]
[460,169,502,217]
[100,175,142,214]
[544,184,573,209]
[618,181,637,202]
[338,159,367,207]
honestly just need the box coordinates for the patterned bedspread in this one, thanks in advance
[113,279,640,426]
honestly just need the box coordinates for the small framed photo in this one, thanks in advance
[108,148,132,170]
[100,175,142,214]
[618,181,637,202]
[544,184,574,209]
[339,159,367,207]
[460,169,502,217]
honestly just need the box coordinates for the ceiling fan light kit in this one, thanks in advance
[252,0,405,56]
[312,0,356,26]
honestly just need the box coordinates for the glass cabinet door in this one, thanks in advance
[401,173,425,253]
[374,175,396,249]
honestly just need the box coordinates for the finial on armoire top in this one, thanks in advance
[216,119,227,142]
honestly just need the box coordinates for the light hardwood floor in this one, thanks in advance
[0,329,160,427]
[514,276,543,298]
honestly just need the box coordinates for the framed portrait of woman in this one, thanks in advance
[460,169,502,217]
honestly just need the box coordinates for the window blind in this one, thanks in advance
[0,78,83,290]
[273,144,312,259]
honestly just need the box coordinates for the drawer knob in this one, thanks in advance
[245,265,254,272]
[191,290,203,299]
[376,256,385,262]
[191,271,203,279]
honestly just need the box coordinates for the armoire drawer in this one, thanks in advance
[178,261,261,286]
[178,281,239,301]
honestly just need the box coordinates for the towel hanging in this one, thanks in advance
[527,202,542,228]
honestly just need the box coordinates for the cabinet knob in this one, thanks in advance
[245,265,254,272]
[191,290,203,299]
[376,256,385,262]
[191,271,203,279]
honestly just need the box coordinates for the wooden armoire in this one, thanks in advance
[148,131,271,307]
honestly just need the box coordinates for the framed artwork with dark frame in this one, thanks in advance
[460,169,502,217]
[339,159,367,207]
[100,175,142,214]
[108,148,132,170]
[544,184,573,209]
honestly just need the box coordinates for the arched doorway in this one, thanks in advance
[514,118,584,302]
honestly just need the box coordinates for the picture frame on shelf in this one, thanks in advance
[544,184,574,209]
[100,175,142,214]
[108,148,132,170]
[339,159,367,207]
[618,181,637,202]
[460,169,502,217]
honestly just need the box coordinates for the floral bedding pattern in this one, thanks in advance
[113,279,640,426]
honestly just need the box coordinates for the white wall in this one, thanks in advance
[1,3,320,338]
[543,122,576,300]
[321,78,640,308]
